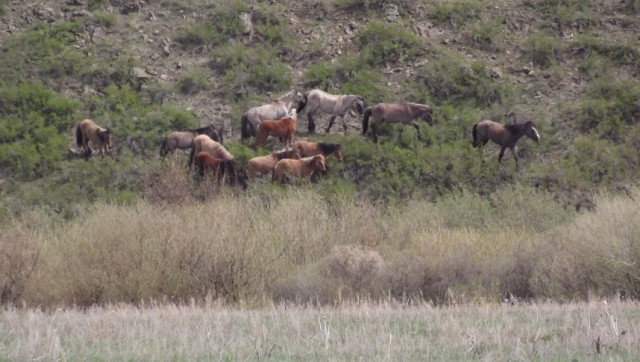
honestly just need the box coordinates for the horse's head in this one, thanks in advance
[421,106,435,126]
[313,155,327,172]
[351,96,365,116]
[524,121,540,142]
[98,129,114,152]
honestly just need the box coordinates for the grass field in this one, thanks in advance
[1,300,639,360]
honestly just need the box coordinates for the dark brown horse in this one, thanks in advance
[362,102,433,142]
[295,140,343,161]
[240,90,306,140]
[159,124,220,158]
[194,151,245,188]
[472,120,540,169]
[247,148,301,180]
[75,119,113,158]
[254,110,297,150]
[272,155,327,184]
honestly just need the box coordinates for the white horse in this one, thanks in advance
[303,89,364,134]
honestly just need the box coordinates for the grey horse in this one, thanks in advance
[240,90,307,140]
[303,89,364,134]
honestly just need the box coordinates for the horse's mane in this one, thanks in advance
[505,123,524,134]
[194,124,215,133]
[317,143,341,155]
[273,149,297,160]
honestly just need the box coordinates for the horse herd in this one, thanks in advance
[74,88,541,187]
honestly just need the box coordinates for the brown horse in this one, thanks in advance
[254,111,297,150]
[303,89,364,134]
[159,125,220,158]
[362,102,433,142]
[472,120,540,169]
[193,152,245,188]
[247,148,301,180]
[75,119,113,157]
[189,134,234,167]
[272,155,327,184]
[295,140,343,161]
[240,90,306,140]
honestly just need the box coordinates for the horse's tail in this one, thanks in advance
[218,123,225,145]
[240,113,251,140]
[188,144,196,168]
[75,124,83,147]
[472,124,479,147]
[159,138,168,158]
[362,107,372,135]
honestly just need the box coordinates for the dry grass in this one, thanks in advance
[1,186,639,307]
[1,300,639,360]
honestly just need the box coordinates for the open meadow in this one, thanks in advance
[2,300,639,360]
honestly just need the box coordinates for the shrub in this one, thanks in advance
[356,20,422,67]
[177,67,210,95]
[523,32,561,68]
[176,1,248,51]
[415,50,504,106]
[427,0,482,28]
[571,35,639,68]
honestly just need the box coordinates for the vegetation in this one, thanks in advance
[0,0,639,311]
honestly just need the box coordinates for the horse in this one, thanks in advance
[240,90,307,140]
[272,155,327,184]
[361,102,434,142]
[193,152,245,188]
[159,124,220,158]
[254,110,297,150]
[247,148,301,180]
[294,140,343,161]
[75,119,113,158]
[472,120,540,169]
[189,134,234,167]
[303,89,364,134]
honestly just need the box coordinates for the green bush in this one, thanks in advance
[415,50,504,106]
[523,32,561,68]
[177,67,210,95]
[0,84,79,180]
[427,0,482,28]
[356,20,422,67]
[571,35,639,68]
[176,1,248,51]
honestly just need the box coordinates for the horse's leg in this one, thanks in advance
[411,121,423,140]
[371,122,379,143]
[511,145,520,170]
[341,116,349,134]
[307,111,316,134]
[498,147,506,163]
[325,115,337,134]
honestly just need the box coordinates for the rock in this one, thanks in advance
[490,67,502,78]
[239,12,253,39]
[66,0,83,5]
[384,4,399,21]
[131,67,153,79]
[91,27,107,42]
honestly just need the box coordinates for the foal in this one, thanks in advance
[190,134,233,167]
[254,112,297,150]
[272,155,327,184]
[295,140,343,161]
[247,148,301,180]
[472,120,540,169]
[194,151,244,187]
[75,119,113,157]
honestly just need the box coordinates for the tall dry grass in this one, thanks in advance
[2,300,639,360]
[1,186,639,307]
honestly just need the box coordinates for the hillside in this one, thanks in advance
[1,0,640,216]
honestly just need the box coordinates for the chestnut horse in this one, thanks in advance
[254,110,297,150]
[75,119,113,158]
[303,89,364,134]
[295,140,343,161]
[189,134,233,167]
[247,148,301,180]
[362,102,433,142]
[159,124,220,158]
[272,155,327,184]
[240,90,306,140]
[193,152,245,188]
[472,120,540,169]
